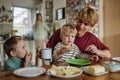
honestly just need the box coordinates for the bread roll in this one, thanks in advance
[86,65,105,74]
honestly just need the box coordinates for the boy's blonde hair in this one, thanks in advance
[3,36,24,57]
[61,24,77,35]
[78,7,98,27]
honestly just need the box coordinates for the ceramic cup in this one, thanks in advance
[41,48,52,59]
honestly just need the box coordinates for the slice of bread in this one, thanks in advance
[85,65,105,74]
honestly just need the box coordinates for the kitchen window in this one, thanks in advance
[13,6,32,37]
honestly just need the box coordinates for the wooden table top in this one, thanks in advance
[0,60,120,80]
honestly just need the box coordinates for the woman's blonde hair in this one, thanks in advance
[78,7,98,27]
[61,24,77,35]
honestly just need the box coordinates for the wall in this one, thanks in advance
[53,0,66,27]
[104,0,120,57]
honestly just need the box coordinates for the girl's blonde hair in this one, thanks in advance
[61,24,77,35]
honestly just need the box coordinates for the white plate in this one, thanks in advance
[13,67,46,77]
[101,61,120,72]
[112,57,120,62]
[46,66,82,78]
[81,66,109,76]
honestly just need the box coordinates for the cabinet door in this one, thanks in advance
[104,0,120,57]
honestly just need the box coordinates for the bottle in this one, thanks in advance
[1,6,5,12]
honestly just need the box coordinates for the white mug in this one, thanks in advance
[41,48,52,59]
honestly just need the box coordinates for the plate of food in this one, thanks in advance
[66,59,92,66]
[47,65,82,78]
[13,67,46,77]
[81,65,109,76]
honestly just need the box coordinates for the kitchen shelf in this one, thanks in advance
[0,10,13,24]
[0,9,13,35]
[0,22,12,25]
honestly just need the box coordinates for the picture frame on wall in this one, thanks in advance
[56,7,65,20]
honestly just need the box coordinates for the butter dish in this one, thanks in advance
[81,65,109,76]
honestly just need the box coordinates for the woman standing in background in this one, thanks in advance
[33,13,49,66]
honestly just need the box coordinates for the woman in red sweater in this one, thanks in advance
[47,7,111,58]
[46,7,111,60]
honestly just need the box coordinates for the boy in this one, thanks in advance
[3,36,32,70]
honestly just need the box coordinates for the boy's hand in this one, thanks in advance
[24,52,32,67]
[25,52,32,62]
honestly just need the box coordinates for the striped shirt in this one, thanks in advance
[53,42,80,62]
[53,42,92,63]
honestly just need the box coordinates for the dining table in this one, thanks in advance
[0,59,120,80]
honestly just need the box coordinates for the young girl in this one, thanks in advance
[3,36,32,70]
[52,24,99,63]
